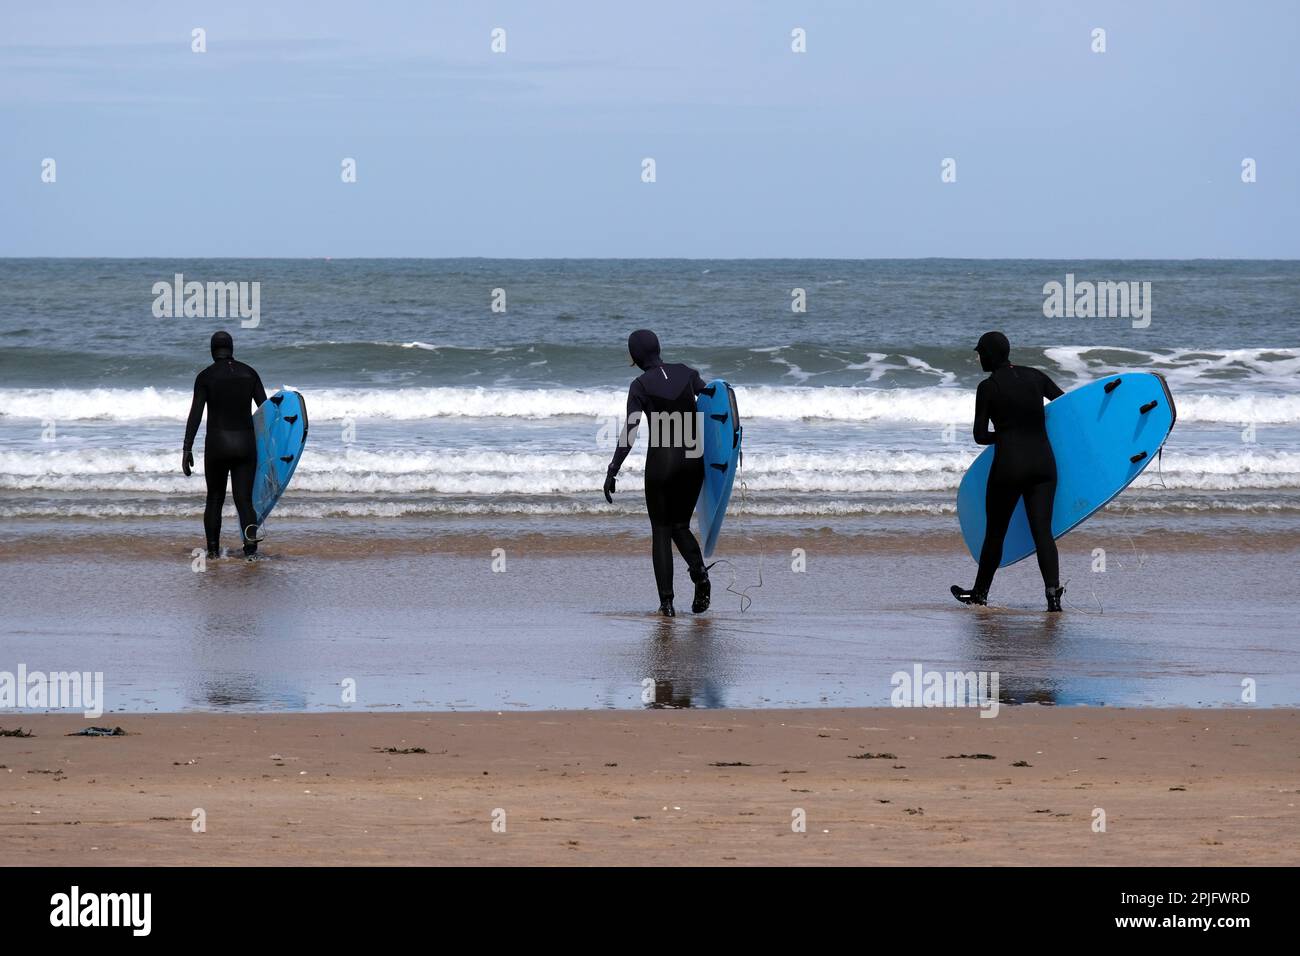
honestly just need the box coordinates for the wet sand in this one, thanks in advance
[2,523,1299,711]
[2,708,1296,866]
[1,514,1293,560]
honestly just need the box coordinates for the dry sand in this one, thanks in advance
[3,708,1296,866]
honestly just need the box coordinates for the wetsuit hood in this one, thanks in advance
[974,331,1010,373]
[210,330,234,361]
[628,329,663,370]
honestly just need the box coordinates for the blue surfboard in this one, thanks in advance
[249,389,308,538]
[957,372,1175,567]
[695,380,742,558]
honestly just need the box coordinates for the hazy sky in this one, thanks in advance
[2,1,1296,258]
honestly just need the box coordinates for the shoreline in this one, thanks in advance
[1,523,1293,560]
[3,708,1296,866]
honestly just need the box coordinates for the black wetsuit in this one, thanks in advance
[972,363,1064,593]
[184,357,267,553]
[608,344,708,604]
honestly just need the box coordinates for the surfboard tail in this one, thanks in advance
[1153,371,1177,430]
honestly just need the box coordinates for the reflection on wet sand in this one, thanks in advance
[957,606,1162,706]
[959,609,1064,704]
[186,566,309,710]
[638,616,725,708]
[2,544,1295,711]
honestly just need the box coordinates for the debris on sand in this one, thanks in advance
[65,727,127,737]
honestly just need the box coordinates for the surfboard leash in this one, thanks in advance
[1060,577,1105,615]
[1064,448,1170,611]
[708,473,764,613]
[1112,444,1171,570]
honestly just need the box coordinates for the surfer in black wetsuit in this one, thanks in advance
[182,331,267,559]
[951,331,1068,612]
[604,330,711,617]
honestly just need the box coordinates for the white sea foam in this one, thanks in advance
[4,384,1300,424]
[3,496,1294,521]
[1043,346,1300,390]
[2,447,1296,494]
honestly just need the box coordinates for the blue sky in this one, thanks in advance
[2,1,1296,257]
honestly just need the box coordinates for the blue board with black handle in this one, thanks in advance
[695,379,742,559]
[957,372,1175,567]
[250,388,308,536]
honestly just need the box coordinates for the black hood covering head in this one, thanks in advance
[210,330,234,360]
[628,329,663,370]
[974,330,1010,373]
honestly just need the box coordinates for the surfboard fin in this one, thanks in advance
[1139,400,1157,414]
[1104,377,1122,393]
[1130,451,1147,463]
[699,386,716,397]
[710,413,728,422]
[284,414,299,424]
[710,462,728,472]
[280,455,295,463]
[269,394,285,406]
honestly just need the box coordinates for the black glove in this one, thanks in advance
[182,449,194,477]
[603,473,616,504]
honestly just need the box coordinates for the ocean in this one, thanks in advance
[2,258,1297,533]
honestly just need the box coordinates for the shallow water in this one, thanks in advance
[2,542,1296,713]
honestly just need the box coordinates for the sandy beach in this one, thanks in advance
[2,708,1296,866]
